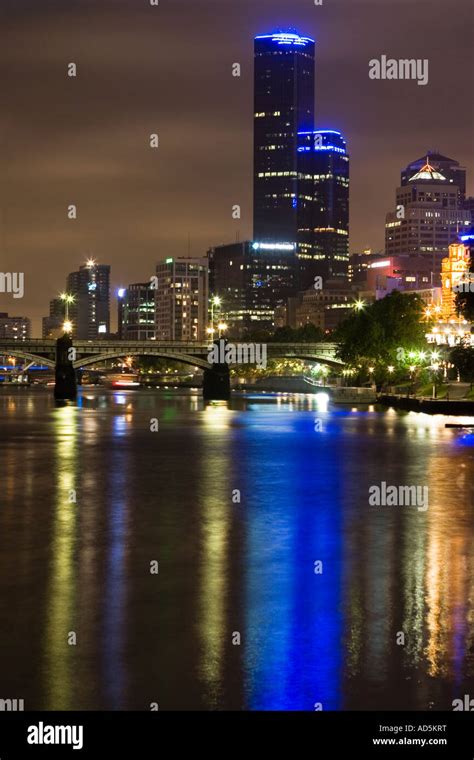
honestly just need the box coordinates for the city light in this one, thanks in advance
[86,258,96,268]
[255,32,315,47]
[354,299,366,311]
[63,320,73,333]
[252,242,295,251]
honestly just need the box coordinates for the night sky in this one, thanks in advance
[2,0,473,334]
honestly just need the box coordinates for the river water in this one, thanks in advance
[0,388,473,710]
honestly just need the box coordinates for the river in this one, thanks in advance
[0,388,473,710]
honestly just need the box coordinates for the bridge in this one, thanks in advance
[0,338,343,400]
[0,339,343,370]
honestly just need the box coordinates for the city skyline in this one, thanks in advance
[2,0,473,334]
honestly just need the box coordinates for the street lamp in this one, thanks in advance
[60,292,75,321]
[210,296,222,337]
[63,320,73,334]
[217,322,227,338]
[354,299,366,312]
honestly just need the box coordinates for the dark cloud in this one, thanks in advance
[1,0,473,333]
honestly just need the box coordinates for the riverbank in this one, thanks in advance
[379,394,474,415]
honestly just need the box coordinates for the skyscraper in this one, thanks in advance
[253,31,315,243]
[297,129,350,282]
[67,260,111,339]
[208,240,296,337]
[118,283,155,340]
[385,157,471,283]
[211,29,349,333]
[401,151,466,202]
[155,257,208,341]
[42,297,64,338]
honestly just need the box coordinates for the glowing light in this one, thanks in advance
[354,299,366,311]
[212,296,221,306]
[388,366,394,373]
[117,288,125,298]
[315,392,329,411]
[63,320,73,333]
[252,242,295,251]
[86,258,96,268]
[255,32,315,47]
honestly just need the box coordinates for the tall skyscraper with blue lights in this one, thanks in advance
[253,31,315,243]
[253,31,349,287]
[297,129,350,281]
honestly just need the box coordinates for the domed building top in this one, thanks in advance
[408,158,447,182]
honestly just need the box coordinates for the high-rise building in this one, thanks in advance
[67,260,111,339]
[0,313,31,340]
[401,152,466,202]
[253,31,315,243]
[297,129,350,282]
[42,297,64,338]
[385,158,471,283]
[118,283,155,340]
[209,30,349,332]
[155,258,208,341]
[208,240,296,337]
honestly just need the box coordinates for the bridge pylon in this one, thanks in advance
[202,340,230,401]
[54,334,77,400]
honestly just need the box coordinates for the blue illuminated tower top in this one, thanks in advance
[253,29,315,243]
[255,31,315,47]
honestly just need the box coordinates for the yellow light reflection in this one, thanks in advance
[43,404,78,709]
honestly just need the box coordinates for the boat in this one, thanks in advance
[100,373,141,389]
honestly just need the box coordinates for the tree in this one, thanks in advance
[449,345,474,388]
[335,291,427,364]
[270,324,324,343]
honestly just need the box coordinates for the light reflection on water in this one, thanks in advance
[0,388,473,711]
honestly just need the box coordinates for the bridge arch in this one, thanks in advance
[0,350,55,369]
[73,350,212,371]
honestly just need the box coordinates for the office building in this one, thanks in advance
[297,129,350,282]
[155,257,208,341]
[349,252,434,291]
[208,240,296,336]
[117,283,155,340]
[385,157,471,282]
[0,313,31,340]
[254,31,315,242]
[67,260,111,339]
[401,152,466,202]
[42,298,64,338]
